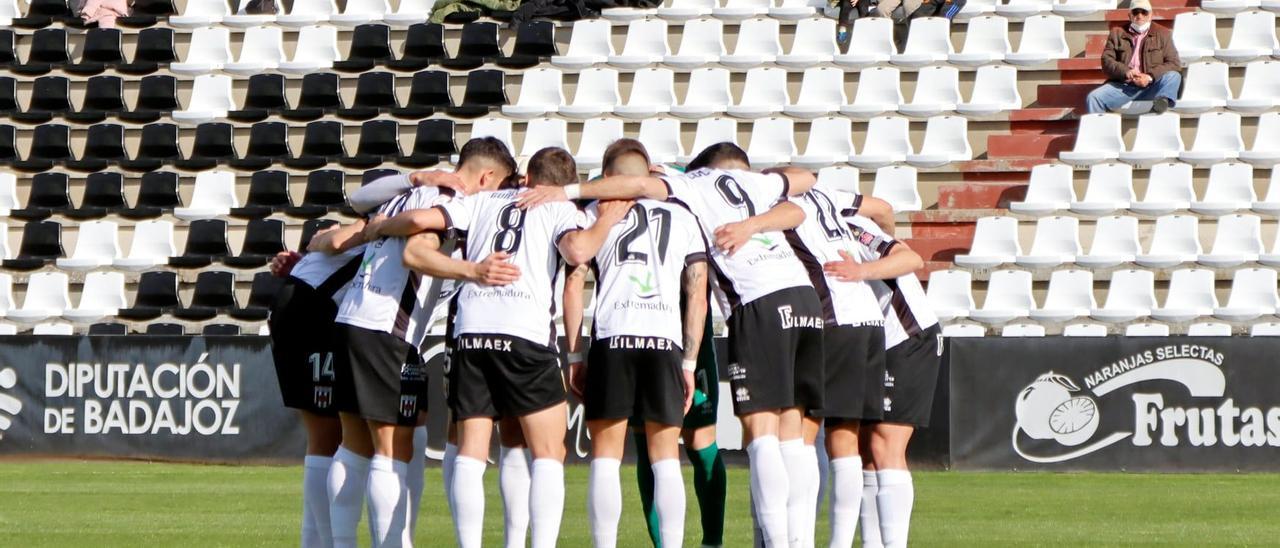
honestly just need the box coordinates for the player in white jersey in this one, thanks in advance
[366,147,629,548]
[518,142,825,548]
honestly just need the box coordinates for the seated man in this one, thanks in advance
[1086,0,1182,114]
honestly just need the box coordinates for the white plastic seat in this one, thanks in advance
[608,19,670,68]
[948,15,1010,64]
[942,323,986,337]
[1076,215,1139,268]
[1251,322,1280,336]
[638,118,685,164]
[1063,323,1108,336]
[1173,61,1231,113]
[518,118,569,159]
[1253,166,1280,213]
[770,0,824,18]
[1052,0,1115,17]
[849,116,913,167]
[170,27,232,74]
[32,322,73,335]
[870,165,921,212]
[112,220,175,270]
[330,0,389,26]
[278,25,340,74]
[1001,323,1045,337]
[955,216,1020,268]
[503,68,564,118]
[224,0,276,26]
[720,18,781,67]
[601,5,656,20]
[971,269,1034,324]
[784,67,846,118]
[1091,269,1156,322]
[840,66,903,117]
[1191,162,1255,214]
[899,65,960,117]
[1187,322,1232,336]
[727,67,788,118]
[8,272,70,323]
[1015,216,1080,267]
[1198,213,1263,266]
[657,0,715,19]
[680,117,738,164]
[1010,163,1074,214]
[792,117,854,169]
[663,18,725,68]
[171,74,234,124]
[815,165,861,195]
[996,0,1053,17]
[1171,11,1220,62]
[777,18,837,67]
[384,0,431,24]
[1214,268,1279,321]
[834,16,896,66]
[954,0,997,18]
[745,117,796,168]
[552,19,613,68]
[1151,268,1218,322]
[614,68,675,119]
[1004,14,1068,65]
[1125,323,1169,336]
[170,0,230,27]
[55,220,120,270]
[223,26,285,75]
[1202,0,1262,13]
[63,272,127,323]
[958,64,1022,115]
[1069,163,1133,214]
[1059,113,1123,165]
[1136,214,1201,268]
[906,115,971,167]
[1214,10,1277,62]
[712,0,769,19]
[560,68,620,119]
[574,118,624,171]
[671,67,731,118]
[1262,226,1280,265]
[276,0,337,26]
[1228,60,1280,112]
[1030,269,1095,322]
[0,274,12,315]
[1117,113,1183,165]
[1130,162,1194,215]
[891,18,953,66]
[1241,111,1280,166]
[0,172,18,216]
[174,171,239,220]
[926,269,975,320]
[467,118,514,158]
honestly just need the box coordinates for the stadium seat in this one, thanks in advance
[1251,321,1280,336]
[169,219,231,268]
[1214,268,1279,321]
[870,165,921,212]
[169,0,229,26]
[949,15,1009,64]
[11,172,71,221]
[200,324,240,336]
[498,21,558,68]
[387,23,445,70]
[279,25,340,73]
[713,0,769,19]
[1091,269,1156,322]
[15,124,72,172]
[231,272,285,321]
[942,323,986,337]
[1175,62,1230,113]
[120,123,180,172]
[1016,216,1080,267]
[12,28,69,76]
[1004,15,1068,65]
[955,216,1019,268]
[1187,322,1231,336]
[1198,213,1263,266]
[608,18,669,68]
[282,72,343,120]
[834,16,896,66]
[8,272,69,323]
[170,27,231,74]
[671,67,731,118]
[175,122,236,170]
[1136,214,1200,268]
[69,75,126,124]
[13,75,71,123]
[959,64,1021,115]
[1214,10,1276,63]
[560,68,620,118]
[286,170,348,218]
[172,74,234,124]
[815,165,860,194]
[223,26,284,75]
[1117,113,1183,164]
[0,125,16,165]
[663,18,724,68]
[398,119,455,168]
[768,0,823,18]
[118,272,181,320]
[680,117,739,164]
[121,75,179,124]
[288,121,347,169]
[1010,163,1074,215]
[59,174,126,219]
[1030,269,1095,322]
[1256,234,1280,269]
[63,271,127,323]
[841,66,902,117]
[119,172,181,219]
[1062,323,1108,337]
[30,322,72,335]
[0,173,16,215]
[117,28,177,74]
[1191,162,1255,214]
[728,67,788,118]
[906,115,971,167]
[1227,60,1280,112]
[744,117,796,168]
[1240,111,1280,166]
[174,171,238,220]
[1203,0,1261,12]
[232,121,291,170]
[574,118,624,170]
[1253,168,1280,213]
[11,0,72,27]
[441,22,500,71]
[518,118,569,159]
[925,269,974,321]
[1130,162,1194,215]
[114,220,175,270]
[900,65,960,117]
[0,0,17,25]
[891,18,953,66]
[448,69,507,118]
[1069,163,1134,215]
[230,171,292,220]
[1001,323,1045,337]
[276,0,336,26]
[226,74,287,122]
[1060,113,1122,165]
[173,271,239,321]
[88,322,128,335]
[0,77,13,116]
[970,269,1034,324]
[465,118,515,159]
[783,67,845,118]
[720,18,781,67]
[67,122,128,171]
[331,0,388,25]
[342,119,402,168]
[612,67,675,119]
[0,30,10,67]
[384,0,432,25]
[793,117,855,169]
[777,17,836,67]
[1152,268,1218,322]
[657,0,714,18]
[996,0,1053,17]
[391,70,450,119]
[1052,0,1115,17]
[553,19,613,68]
[55,220,119,270]
[66,28,125,75]
[849,115,912,167]
[1171,12,1219,62]
[637,118,684,164]
[145,323,185,335]
[504,68,564,118]
[1125,323,1169,336]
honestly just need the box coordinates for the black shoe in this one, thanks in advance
[1152,97,1171,114]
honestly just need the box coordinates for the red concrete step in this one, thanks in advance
[1036,83,1097,109]
[903,235,975,263]
[936,181,1028,210]
[987,133,1075,159]
[1083,34,1108,56]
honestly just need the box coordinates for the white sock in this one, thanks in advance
[404,426,427,545]
[529,459,565,548]
[875,470,913,548]
[452,456,487,548]
[815,433,830,515]
[367,456,409,548]
[303,455,334,548]
[751,493,765,548]
[859,471,883,548]
[652,458,686,548]
[781,440,818,548]
[328,447,371,548]
[587,458,622,548]
[746,435,789,547]
[500,446,532,548]
[827,457,863,548]
[443,442,460,527]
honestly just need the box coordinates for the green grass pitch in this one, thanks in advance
[1,461,1278,546]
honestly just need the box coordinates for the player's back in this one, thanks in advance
[843,214,938,344]
[786,188,883,327]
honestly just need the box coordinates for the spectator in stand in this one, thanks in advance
[77,0,131,28]
[1085,0,1182,114]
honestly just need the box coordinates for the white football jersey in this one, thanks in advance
[438,187,587,348]
[335,186,455,348]
[587,199,707,344]
[842,214,938,348]
[660,168,812,316]
[785,189,885,327]
[290,244,366,304]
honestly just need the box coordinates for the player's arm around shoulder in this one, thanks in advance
[679,259,710,413]
[763,166,819,197]
[857,196,897,234]
[517,175,670,209]
[713,201,806,256]
[564,263,590,401]
[558,199,632,266]
[307,219,368,255]
[823,240,924,283]
[403,231,520,286]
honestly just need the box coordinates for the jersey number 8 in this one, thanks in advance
[493,203,527,254]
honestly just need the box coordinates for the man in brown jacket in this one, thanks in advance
[1085,0,1182,114]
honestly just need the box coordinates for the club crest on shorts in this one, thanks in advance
[313,386,332,409]
[399,395,418,417]
[734,386,751,403]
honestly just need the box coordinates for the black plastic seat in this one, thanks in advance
[333,23,394,72]
[498,20,557,68]
[0,30,14,68]
[2,220,64,270]
[441,22,500,70]
[230,170,292,219]
[119,171,181,218]
[145,323,185,335]
[13,124,72,172]
[298,218,339,250]
[338,71,399,120]
[65,123,128,172]
[387,22,445,71]
[223,218,286,268]
[228,74,287,122]
[12,75,71,123]
[11,172,71,221]
[119,75,179,123]
[66,75,125,123]
[285,121,346,169]
[397,119,454,168]
[116,0,177,26]
[175,122,236,171]
[286,170,346,218]
[88,322,129,335]
[281,72,342,121]
[66,172,127,219]
[169,219,230,268]
[230,272,284,321]
[66,28,125,74]
[12,0,72,29]
[229,121,290,171]
[361,168,399,186]
[119,272,180,319]
[447,69,506,118]
[120,122,180,171]
[117,28,176,74]
[0,77,15,115]
[391,70,450,119]
[341,119,401,168]
[172,271,238,320]
[202,324,241,336]
[14,28,70,75]
[0,125,17,164]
